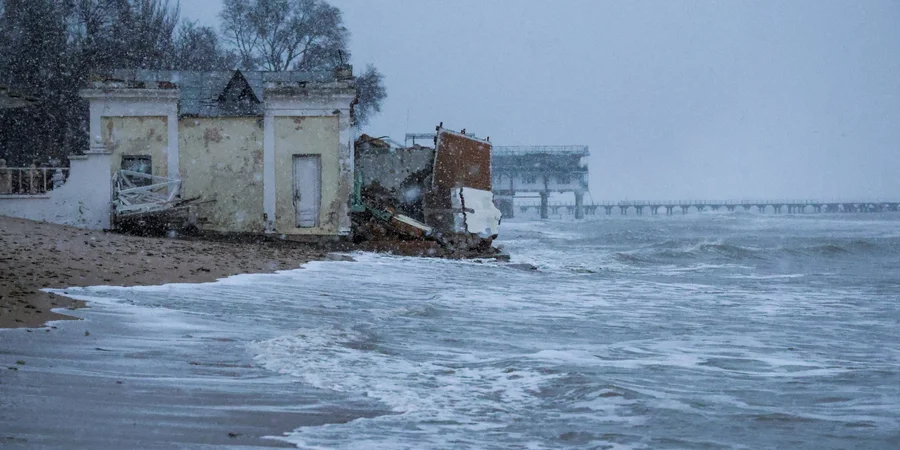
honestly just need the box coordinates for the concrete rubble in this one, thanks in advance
[352,125,504,258]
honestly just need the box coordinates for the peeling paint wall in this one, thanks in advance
[102,116,169,177]
[179,118,265,233]
[274,116,341,235]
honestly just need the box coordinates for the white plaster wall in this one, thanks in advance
[0,153,113,229]
[263,93,355,235]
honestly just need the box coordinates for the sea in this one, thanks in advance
[42,213,900,448]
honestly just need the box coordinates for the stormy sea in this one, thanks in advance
[26,213,900,448]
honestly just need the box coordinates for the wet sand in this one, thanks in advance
[1,291,388,449]
[0,216,329,328]
[0,216,379,448]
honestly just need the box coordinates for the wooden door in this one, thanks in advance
[292,155,321,228]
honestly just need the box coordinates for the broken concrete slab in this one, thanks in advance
[352,126,502,258]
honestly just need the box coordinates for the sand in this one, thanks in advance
[0,216,330,328]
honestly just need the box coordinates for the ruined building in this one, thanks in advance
[352,127,502,256]
[1,68,356,235]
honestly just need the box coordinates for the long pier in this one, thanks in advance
[516,200,900,216]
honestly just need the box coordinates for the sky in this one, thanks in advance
[181,0,900,201]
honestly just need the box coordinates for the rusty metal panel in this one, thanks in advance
[425,128,492,233]
[432,129,492,191]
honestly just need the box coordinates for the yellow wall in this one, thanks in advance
[274,116,342,235]
[102,116,168,177]
[179,118,265,233]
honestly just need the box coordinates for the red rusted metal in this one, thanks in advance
[424,127,493,233]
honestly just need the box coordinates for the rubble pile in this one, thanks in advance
[351,126,503,258]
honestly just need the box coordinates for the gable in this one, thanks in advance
[215,71,262,117]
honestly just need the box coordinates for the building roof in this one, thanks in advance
[98,69,350,117]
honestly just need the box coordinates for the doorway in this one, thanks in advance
[292,155,321,228]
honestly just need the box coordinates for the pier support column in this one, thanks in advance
[540,191,549,219]
[504,198,515,219]
[574,191,585,219]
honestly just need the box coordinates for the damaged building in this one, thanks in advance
[84,69,357,237]
[352,126,502,256]
[21,68,355,236]
[2,69,504,258]
[1,68,356,235]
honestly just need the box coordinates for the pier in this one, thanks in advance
[491,145,590,219]
[515,200,900,217]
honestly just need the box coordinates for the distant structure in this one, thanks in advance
[403,133,590,220]
[517,199,900,216]
[491,146,590,219]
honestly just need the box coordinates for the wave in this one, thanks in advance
[783,239,890,258]
[611,241,762,266]
[607,238,893,268]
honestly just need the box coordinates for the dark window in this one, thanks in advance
[557,175,571,184]
[523,175,537,184]
[122,155,152,186]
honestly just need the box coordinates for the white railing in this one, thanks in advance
[492,146,590,156]
[0,167,70,195]
[112,170,181,217]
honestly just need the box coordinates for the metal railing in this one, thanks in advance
[492,146,590,156]
[112,170,182,217]
[0,167,70,195]
[516,199,900,208]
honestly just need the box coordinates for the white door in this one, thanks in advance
[293,155,321,228]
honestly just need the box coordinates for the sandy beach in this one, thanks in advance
[0,216,333,329]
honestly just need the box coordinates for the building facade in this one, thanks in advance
[80,69,356,236]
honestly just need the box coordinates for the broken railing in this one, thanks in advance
[0,166,70,195]
[112,170,182,217]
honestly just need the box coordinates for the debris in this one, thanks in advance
[352,126,503,258]
[112,170,202,235]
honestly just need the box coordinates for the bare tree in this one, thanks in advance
[110,0,179,68]
[173,21,238,71]
[0,0,191,165]
[219,0,260,69]
[354,64,386,127]
[221,0,348,71]
[220,0,386,125]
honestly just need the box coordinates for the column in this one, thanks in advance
[263,113,276,232]
[540,191,549,219]
[574,191,584,219]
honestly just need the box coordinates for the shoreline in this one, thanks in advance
[0,216,335,328]
[1,216,505,329]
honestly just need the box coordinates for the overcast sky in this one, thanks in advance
[181,0,900,201]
